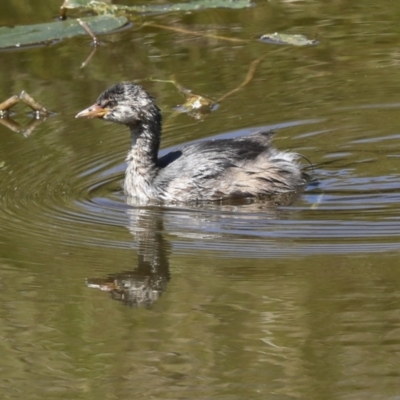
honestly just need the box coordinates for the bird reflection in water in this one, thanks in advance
[86,190,306,308]
[87,205,171,308]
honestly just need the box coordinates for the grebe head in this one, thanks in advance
[76,82,158,126]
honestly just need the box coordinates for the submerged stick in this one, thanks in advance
[144,22,248,44]
[59,0,68,20]
[217,56,265,103]
[80,46,98,69]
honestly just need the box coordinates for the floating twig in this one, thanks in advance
[148,77,216,121]
[78,18,100,46]
[0,91,52,118]
[0,91,53,136]
[19,91,52,118]
[147,54,266,122]
[0,95,20,115]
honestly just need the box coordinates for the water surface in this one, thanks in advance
[1,1,400,399]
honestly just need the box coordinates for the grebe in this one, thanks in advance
[76,82,308,202]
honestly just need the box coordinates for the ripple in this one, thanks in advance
[1,116,400,257]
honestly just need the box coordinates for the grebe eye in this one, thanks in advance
[99,100,116,108]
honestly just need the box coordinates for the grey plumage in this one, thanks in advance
[76,82,308,203]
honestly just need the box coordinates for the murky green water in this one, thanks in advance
[1,1,400,399]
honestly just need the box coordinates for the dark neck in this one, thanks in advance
[129,105,162,166]
[130,122,159,162]
[124,110,162,199]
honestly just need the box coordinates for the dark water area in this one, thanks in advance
[1,0,400,399]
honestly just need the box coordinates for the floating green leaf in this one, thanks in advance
[61,0,253,16]
[259,33,318,47]
[0,15,128,50]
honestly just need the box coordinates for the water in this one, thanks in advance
[1,1,400,399]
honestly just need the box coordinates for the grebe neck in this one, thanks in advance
[124,113,162,200]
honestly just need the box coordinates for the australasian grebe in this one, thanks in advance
[76,82,308,202]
